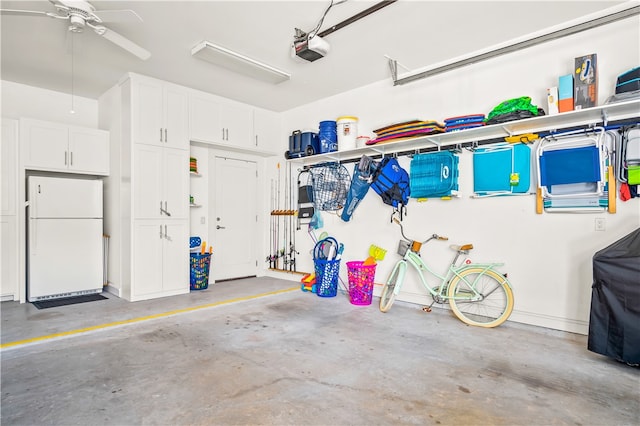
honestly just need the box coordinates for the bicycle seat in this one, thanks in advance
[450,244,473,252]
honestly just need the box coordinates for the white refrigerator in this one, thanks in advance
[28,176,103,301]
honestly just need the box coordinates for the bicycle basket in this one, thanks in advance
[397,240,410,256]
[308,162,351,211]
[397,240,421,256]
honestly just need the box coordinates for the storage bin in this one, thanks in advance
[346,261,376,306]
[336,116,358,151]
[314,258,341,297]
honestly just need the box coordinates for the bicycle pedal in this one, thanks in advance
[422,306,432,313]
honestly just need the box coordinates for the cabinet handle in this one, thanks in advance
[222,128,225,140]
[64,151,68,165]
[70,151,73,166]
[164,225,172,241]
[159,225,163,239]
[255,135,258,146]
[160,201,171,216]
[164,128,167,143]
[160,128,163,142]
[226,128,229,141]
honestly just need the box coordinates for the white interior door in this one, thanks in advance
[213,156,257,280]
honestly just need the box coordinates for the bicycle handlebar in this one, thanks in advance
[392,217,448,244]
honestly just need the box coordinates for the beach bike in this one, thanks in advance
[379,218,514,328]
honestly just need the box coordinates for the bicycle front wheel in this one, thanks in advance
[447,268,514,328]
[379,261,406,313]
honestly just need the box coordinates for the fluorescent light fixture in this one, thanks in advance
[192,41,290,84]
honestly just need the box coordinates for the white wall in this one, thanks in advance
[277,16,640,334]
[1,80,98,127]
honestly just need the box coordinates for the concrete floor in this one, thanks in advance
[1,276,638,425]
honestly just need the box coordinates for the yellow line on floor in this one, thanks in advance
[1,286,299,350]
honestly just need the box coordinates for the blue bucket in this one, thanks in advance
[318,120,338,154]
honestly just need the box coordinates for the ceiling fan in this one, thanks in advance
[0,0,151,60]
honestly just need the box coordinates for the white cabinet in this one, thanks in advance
[133,144,189,220]
[132,77,189,150]
[189,91,221,144]
[132,220,188,299]
[221,101,253,147]
[20,118,110,175]
[189,90,252,148]
[1,118,18,301]
[253,108,281,152]
[99,73,190,302]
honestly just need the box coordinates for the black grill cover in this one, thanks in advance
[588,228,640,364]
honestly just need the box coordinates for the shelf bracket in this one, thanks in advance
[423,137,441,150]
[601,109,609,126]
[501,125,514,137]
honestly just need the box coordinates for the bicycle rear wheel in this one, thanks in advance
[447,268,514,328]
[379,261,405,312]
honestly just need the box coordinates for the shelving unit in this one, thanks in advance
[288,99,640,166]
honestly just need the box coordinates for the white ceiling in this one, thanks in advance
[0,0,627,112]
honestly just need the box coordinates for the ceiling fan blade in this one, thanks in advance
[92,9,143,23]
[0,9,56,18]
[97,26,151,60]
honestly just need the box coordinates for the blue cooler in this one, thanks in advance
[286,130,320,159]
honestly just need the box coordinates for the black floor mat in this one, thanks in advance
[32,294,108,309]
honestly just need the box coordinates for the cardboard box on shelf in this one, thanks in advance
[574,53,598,109]
[558,74,574,113]
[547,86,559,115]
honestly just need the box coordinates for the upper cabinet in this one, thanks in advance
[20,118,110,175]
[131,76,189,150]
[253,108,281,152]
[189,89,276,155]
[189,91,221,144]
[220,101,253,147]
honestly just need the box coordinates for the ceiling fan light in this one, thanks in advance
[191,41,290,84]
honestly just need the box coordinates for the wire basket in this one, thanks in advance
[190,253,211,290]
[308,163,351,211]
[346,261,377,306]
[314,258,341,297]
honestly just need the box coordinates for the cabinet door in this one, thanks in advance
[253,108,280,152]
[21,118,69,170]
[1,217,18,300]
[162,220,189,293]
[133,144,163,219]
[164,84,189,150]
[1,119,17,215]
[163,148,189,220]
[132,220,164,299]
[132,78,164,146]
[69,127,110,175]
[221,102,253,147]
[189,92,221,143]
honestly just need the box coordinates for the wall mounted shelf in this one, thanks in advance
[288,99,640,166]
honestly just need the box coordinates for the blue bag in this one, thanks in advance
[370,157,410,217]
[341,156,377,222]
